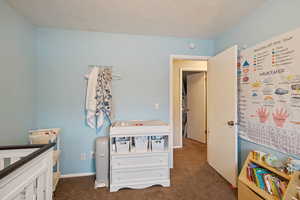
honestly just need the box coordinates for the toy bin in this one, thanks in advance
[115,137,130,153]
[133,136,149,152]
[151,136,166,152]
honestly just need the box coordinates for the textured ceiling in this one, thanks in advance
[8,0,265,38]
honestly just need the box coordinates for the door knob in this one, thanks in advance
[183,108,190,112]
[227,121,235,127]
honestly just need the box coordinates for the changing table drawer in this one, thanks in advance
[111,167,169,184]
[111,153,168,169]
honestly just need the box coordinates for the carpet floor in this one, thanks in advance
[54,139,237,200]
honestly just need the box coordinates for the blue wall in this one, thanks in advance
[215,0,300,169]
[215,0,300,53]
[36,28,214,174]
[0,0,36,145]
[4,0,300,175]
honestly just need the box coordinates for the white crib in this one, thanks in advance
[0,144,54,200]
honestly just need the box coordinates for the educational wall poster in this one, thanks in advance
[239,28,300,157]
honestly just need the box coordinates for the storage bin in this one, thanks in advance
[28,128,60,144]
[151,136,166,152]
[133,136,149,152]
[115,137,130,153]
[29,128,59,136]
[29,134,54,144]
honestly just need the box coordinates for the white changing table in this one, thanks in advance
[109,120,172,192]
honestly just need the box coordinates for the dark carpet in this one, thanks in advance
[54,139,237,200]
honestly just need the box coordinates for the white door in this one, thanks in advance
[186,72,206,143]
[207,46,238,187]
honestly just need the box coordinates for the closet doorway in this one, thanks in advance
[182,71,207,144]
[170,56,208,148]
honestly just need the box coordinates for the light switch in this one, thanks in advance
[155,103,160,110]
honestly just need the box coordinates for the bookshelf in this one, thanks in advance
[249,157,291,181]
[238,152,300,200]
[28,128,61,192]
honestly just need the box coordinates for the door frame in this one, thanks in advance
[180,68,207,144]
[169,55,210,148]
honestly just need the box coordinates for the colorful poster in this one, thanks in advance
[239,28,300,156]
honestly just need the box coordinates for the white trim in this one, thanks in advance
[61,172,95,178]
[169,55,210,148]
[170,55,210,60]
[179,67,207,147]
[173,146,182,149]
[95,181,107,188]
[110,179,170,192]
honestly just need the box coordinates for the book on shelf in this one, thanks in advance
[246,163,288,199]
[254,168,269,190]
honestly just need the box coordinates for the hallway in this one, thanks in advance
[54,139,237,200]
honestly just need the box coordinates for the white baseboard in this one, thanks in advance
[173,145,182,149]
[95,180,108,188]
[61,172,95,178]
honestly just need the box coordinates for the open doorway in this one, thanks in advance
[182,71,207,144]
[170,47,238,187]
[170,57,208,149]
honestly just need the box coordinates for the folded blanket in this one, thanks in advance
[86,66,112,129]
[86,67,99,128]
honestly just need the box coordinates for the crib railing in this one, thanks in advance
[0,144,54,200]
[0,148,36,170]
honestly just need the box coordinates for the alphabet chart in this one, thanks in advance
[239,28,300,156]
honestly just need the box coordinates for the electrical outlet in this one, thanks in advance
[80,153,87,160]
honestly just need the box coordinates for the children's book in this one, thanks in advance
[253,168,270,190]
[263,174,273,194]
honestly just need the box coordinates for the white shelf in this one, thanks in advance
[111,150,169,156]
[29,134,56,144]
[28,128,61,193]
[110,132,170,137]
[110,121,170,136]
[29,128,61,135]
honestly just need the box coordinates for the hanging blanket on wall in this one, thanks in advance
[86,66,112,129]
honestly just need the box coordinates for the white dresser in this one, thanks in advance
[109,120,172,192]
